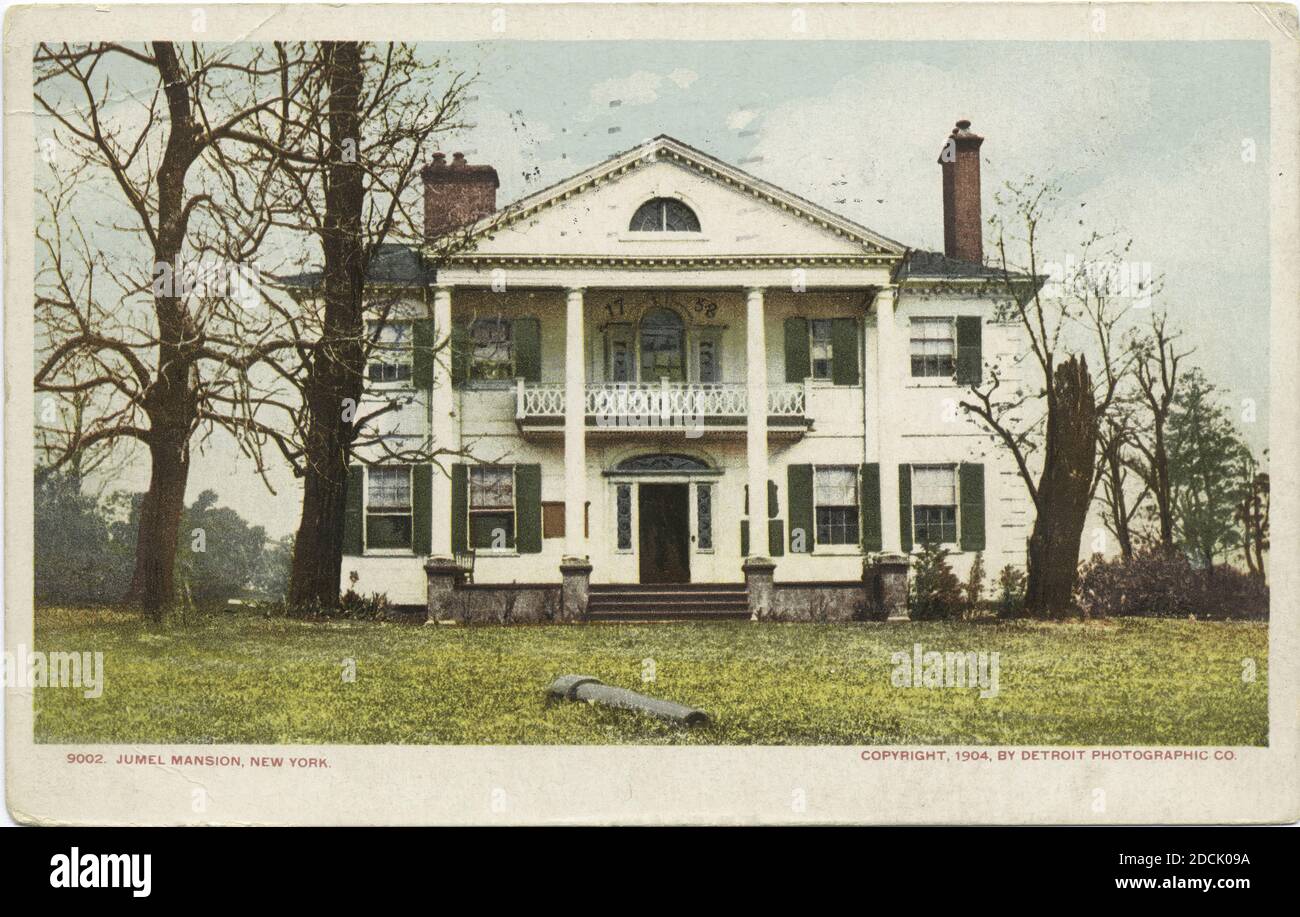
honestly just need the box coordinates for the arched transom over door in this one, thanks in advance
[615,453,712,474]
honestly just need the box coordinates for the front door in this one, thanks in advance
[638,483,690,584]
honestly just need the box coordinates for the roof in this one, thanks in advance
[448,134,909,258]
[278,243,434,290]
[901,250,1007,281]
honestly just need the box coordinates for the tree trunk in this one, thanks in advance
[1152,425,1173,550]
[1104,444,1133,561]
[1025,356,1097,617]
[289,379,354,608]
[119,41,202,619]
[125,437,191,619]
[288,41,366,610]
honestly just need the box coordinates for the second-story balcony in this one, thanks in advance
[514,380,812,440]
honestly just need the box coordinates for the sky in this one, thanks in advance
[54,39,1272,537]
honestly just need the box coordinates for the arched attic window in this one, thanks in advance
[629,197,701,232]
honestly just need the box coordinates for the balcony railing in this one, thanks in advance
[515,380,809,429]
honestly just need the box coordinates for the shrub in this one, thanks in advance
[1076,549,1269,620]
[908,541,965,621]
[996,564,1027,619]
[333,571,391,620]
[336,588,392,620]
[963,551,986,617]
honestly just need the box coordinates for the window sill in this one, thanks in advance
[363,549,417,558]
[813,545,863,556]
[907,378,962,389]
[473,549,520,558]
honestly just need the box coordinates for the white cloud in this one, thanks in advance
[668,68,698,90]
[744,46,1159,253]
[590,70,664,108]
[726,109,759,131]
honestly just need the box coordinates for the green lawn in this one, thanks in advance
[31,607,1267,745]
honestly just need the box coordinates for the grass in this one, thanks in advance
[30,607,1267,746]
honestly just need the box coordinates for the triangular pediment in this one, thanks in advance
[442,136,907,264]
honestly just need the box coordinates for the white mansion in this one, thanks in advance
[340,123,1030,621]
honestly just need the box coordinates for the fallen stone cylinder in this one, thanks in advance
[547,675,709,726]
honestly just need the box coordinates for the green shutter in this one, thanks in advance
[514,317,541,383]
[959,462,986,551]
[956,316,982,385]
[784,317,810,383]
[768,519,784,557]
[898,463,913,553]
[860,463,882,552]
[831,317,860,386]
[515,464,542,553]
[450,321,469,387]
[767,480,779,518]
[412,463,433,555]
[740,519,750,557]
[412,319,435,390]
[450,463,468,554]
[787,464,814,554]
[343,465,364,555]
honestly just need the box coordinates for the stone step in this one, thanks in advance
[589,583,745,594]
[587,608,752,622]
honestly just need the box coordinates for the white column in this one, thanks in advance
[564,287,588,558]
[430,286,455,557]
[745,287,770,557]
[875,285,902,552]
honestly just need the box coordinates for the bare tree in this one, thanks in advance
[1126,311,1189,551]
[959,179,1139,616]
[1235,450,1269,582]
[33,42,311,617]
[225,42,483,608]
[1095,412,1147,561]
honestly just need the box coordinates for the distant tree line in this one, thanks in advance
[34,471,291,607]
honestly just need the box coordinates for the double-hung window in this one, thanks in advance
[912,465,958,544]
[469,465,516,549]
[367,321,413,384]
[910,317,957,378]
[810,319,834,381]
[469,318,514,381]
[814,466,859,546]
[366,466,412,550]
[695,331,722,383]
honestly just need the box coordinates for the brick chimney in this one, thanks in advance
[420,151,500,240]
[937,119,984,264]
